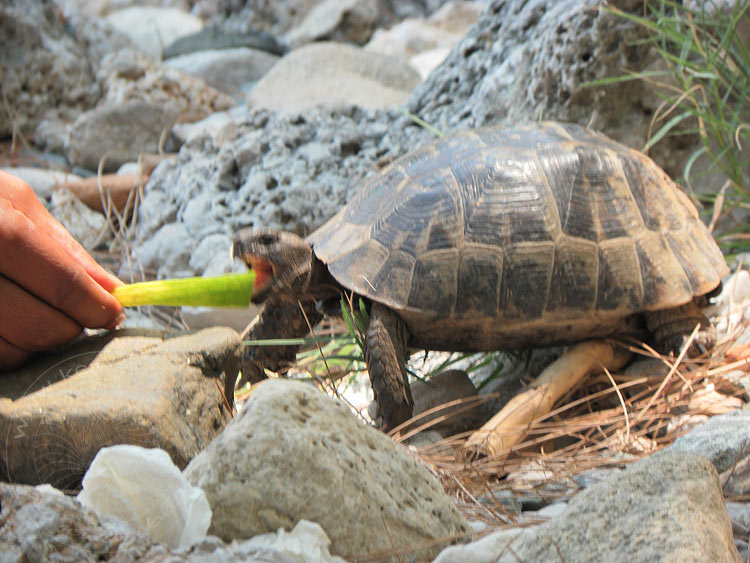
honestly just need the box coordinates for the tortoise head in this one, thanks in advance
[233,228,315,303]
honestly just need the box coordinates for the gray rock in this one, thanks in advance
[247,42,422,112]
[180,307,260,333]
[132,106,431,278]
[408,369,479,432]
[104,6,202,60]
[365,1,484,78]
[184,378,470,561]
[667,409,750,473]
[67,99,181,172]
[405,0,705,182]
[193,0,328,36]
[285,0,381,48]
[48,190,112,250]
[0,0,100,138]
[408,0,649,130]
[727,502,750,561]
[0,327,239,488]
[193,0,451,38]
[164,47,280,96]
[94,49,236,124]
[0,0,137,143]
[134,218,230,280]
[163,27,287,58]
[189,233,235,275]
[436,451,740,562]
[0,482,160,562]
[171,110,239,148]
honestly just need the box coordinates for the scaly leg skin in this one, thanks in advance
[240,298,322,385]
[365,303,413,431]
[645,300,715,357]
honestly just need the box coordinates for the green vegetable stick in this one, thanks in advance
[112,271,255,307]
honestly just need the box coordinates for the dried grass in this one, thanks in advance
[399,324,749,527]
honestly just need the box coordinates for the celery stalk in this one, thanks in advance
[112,271,255,307]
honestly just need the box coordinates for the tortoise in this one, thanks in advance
[233,122,728,431]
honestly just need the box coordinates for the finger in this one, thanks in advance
[0,199,122,329]
[0,335,32,371]
[0,170,123,291]
[0,274,83,352]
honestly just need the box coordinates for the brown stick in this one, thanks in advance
[465,340,632,457]
[56,174,146,214]
[54,154,170,214]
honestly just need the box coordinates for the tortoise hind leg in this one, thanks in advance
[645,300,715,356]
[240,298,322,384]
[365,303,413,431]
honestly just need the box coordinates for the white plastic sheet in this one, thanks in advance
[77,445,211,549]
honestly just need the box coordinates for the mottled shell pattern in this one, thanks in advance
[307,122,728,351]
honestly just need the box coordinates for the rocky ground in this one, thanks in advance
[1,0,749,561]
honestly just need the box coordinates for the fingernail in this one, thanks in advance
[107,312,126,330]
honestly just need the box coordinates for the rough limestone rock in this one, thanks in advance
[130,106,431,279]
[0,327,239,489]
[405,0,701,179]
[184,379,470,561]
[435,451,740,562]
[408,0,651,130]
[247,42,422,112]
[0,483,162,562]
[48,190,112,250]
[667,409,750,473]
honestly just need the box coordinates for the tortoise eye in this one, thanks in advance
[257,234,277,245]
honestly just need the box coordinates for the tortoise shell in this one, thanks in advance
[307,122,728,351]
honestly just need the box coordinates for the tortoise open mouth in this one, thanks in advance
[248,257,275,300]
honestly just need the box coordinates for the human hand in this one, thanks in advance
[0,170,124,370]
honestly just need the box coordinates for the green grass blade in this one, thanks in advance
[581,70,667,88]
[643,111,692,150]
[397,109,445,138]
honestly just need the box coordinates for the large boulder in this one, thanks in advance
[406,0,703,180]
[0,328,240,489]
[184,378,470,561]
[435,451,740,562]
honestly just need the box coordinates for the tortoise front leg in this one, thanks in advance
[365,303,413,431]
[240,298,322,384]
